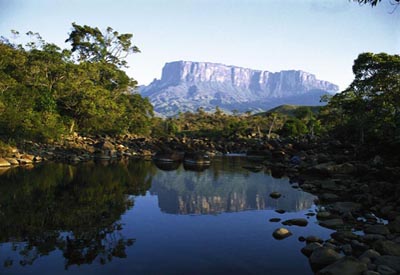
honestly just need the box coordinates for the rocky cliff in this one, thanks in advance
[140,61,339,116]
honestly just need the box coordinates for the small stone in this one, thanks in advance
[275,209,286,214]
[269,218,281,222]
[306,236,324,244]
[282,218,308,227]
[317,211,332,220]
[272,228,292,240]
[270,192,281,199]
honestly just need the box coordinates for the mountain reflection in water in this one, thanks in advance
[0,157,316,273]
[150,157,314,215]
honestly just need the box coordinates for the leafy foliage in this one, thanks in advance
[0,24,153,141]
[353,0,400,7]
[322,52,400,145]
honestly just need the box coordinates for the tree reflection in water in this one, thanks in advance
[0,159,155,269]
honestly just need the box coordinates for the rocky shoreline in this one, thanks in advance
[1,134,399,274]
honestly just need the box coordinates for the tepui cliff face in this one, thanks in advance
[139,61,339,116]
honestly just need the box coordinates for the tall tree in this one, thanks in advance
[323,52,400,144]
[66,23,140,67]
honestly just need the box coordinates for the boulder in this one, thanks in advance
[363,225,390,236]
[374,255,400,273]
[316,256,367,275]
[0,158,11,167]
[334,163,356,174]
[309,247,342,270]
[5,158,19,165]
[358,249,381,262]
[309,162,337,176]
[17,158,33,165]
[331,231,359,243]
[332,202,362,214]
[373,240,400,256]
[387,216,400,234]
[272,228,292,240]
[319,218,344,229]
[320,193,340,202]
[301,242,323,257]
[376,264,397,275]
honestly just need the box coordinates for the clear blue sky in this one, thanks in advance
[1,0,399,90]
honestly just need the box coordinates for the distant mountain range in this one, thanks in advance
[139,61,339,116]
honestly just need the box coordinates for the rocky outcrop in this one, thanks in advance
[140,61,339,116]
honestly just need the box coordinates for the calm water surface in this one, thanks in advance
[0,157,333,274]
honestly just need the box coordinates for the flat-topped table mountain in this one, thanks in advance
[139,61,339,116]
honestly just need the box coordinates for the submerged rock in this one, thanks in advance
[270,192,282,199]
[282,218,308,227]
[272,228,292,240]
[269,218,281,222]
[275,209,286,214]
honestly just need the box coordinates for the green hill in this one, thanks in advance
[254,104,322,117]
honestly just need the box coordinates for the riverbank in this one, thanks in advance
[0,135,399,274]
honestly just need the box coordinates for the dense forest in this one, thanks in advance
[0,23,399,152]
[0,23,153,142]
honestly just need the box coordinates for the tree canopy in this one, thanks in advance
[321,52,400,145]
[0,23,153,141]
[353,0,400,6]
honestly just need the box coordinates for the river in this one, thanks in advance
[0,157,333,274]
